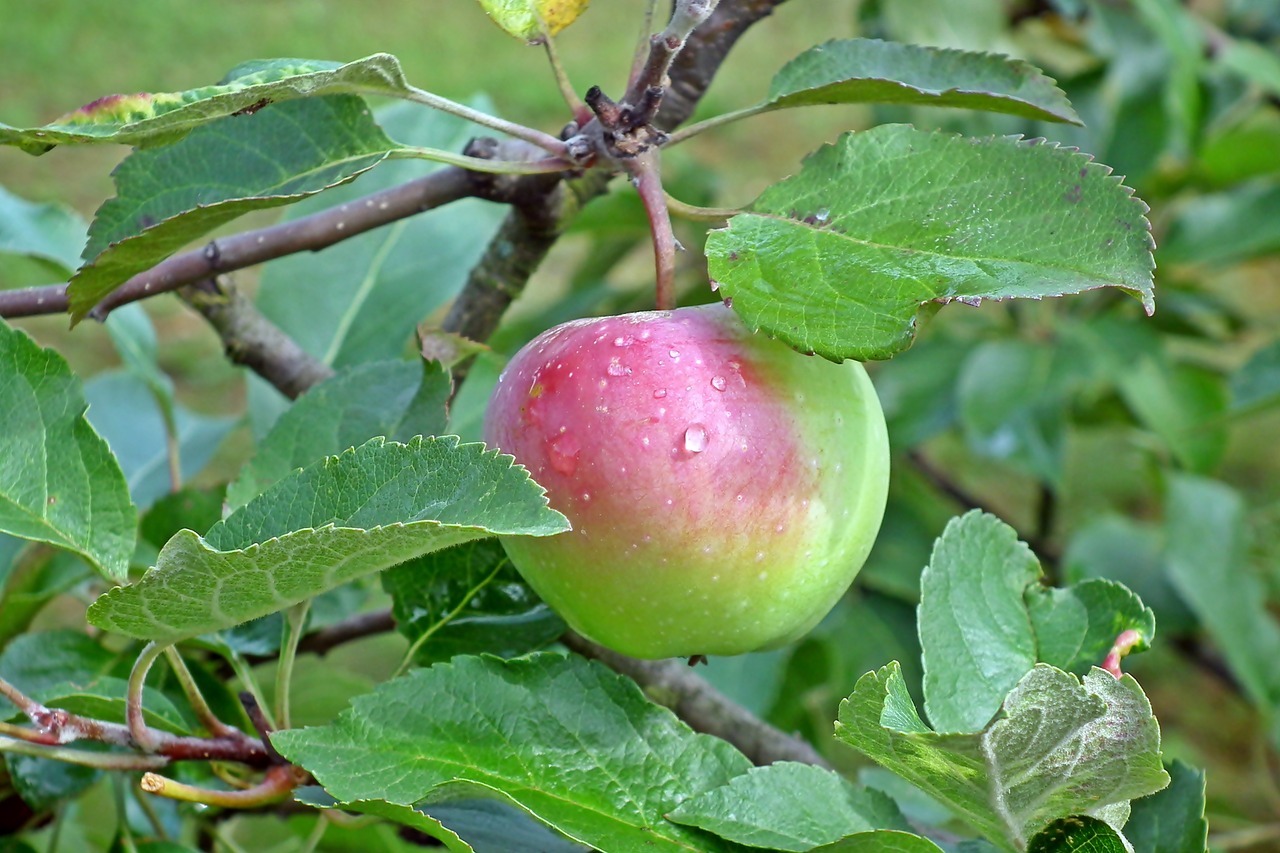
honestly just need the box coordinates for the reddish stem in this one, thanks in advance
[1102,629,1145,678]
[628,149,678,310]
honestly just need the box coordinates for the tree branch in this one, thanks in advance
[0,167,477,320]
[179,278,334,400]
[562,631,831,767]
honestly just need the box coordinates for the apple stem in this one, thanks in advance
[629,149,679,310]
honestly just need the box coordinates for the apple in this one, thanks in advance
[483,302,889,659]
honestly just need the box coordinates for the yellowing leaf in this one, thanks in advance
[476,0,590,40]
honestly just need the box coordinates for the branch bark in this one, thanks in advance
[563,631,831,768]
[0,168,477,320]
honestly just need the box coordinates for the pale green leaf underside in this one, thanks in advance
[0,185,88,275]
[0,320,135,580]
[667,762,907,851]
[67,95,398,320]
[706,125,1155,361]
[767,39,1081,124]
[273,653,752,853]
[0,54,411,155]
[836,663,1168,852]
[87,437,568,643]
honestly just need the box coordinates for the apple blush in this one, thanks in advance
[484,303,889,659]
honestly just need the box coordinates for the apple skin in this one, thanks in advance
[483,303,889,659]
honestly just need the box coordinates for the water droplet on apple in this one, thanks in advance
[710,375,727,391]
[607,359,630,376]
[669,349,681,359]
[683,425,708,453]
[613,335,634,347]
[653,388,667,399]
[547,432,580,475]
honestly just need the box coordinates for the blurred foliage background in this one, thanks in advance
[2,0,1280,848]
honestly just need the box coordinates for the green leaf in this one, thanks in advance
[1162,475,1280,721]
[475,0,591,39]
[918,512,1154,733]
[273,654,752,853]
[67,95,400,320]
[0,630,187,733]
[836,662,1169,851]
[0,185,87,277]
[1074,318,1229,473]
[254,100,504,370]
[1062,516,1195,635]
[86,437,568,643]
[5,752,99,811]
[919,511,1040,733]
[296,788,475,852]
[765,39,1081,124]
[0,320,135,580]
[138,487,227,552]
[421,799,592,853]
[227,359,449,509]
[1026,815,1127,853]
[666,762,908,851]
[84,371,237,511]
[809,831,947,853]
[1124,761,1208,853]
[0,54,414,154]
[1231,339,1280,414]
[1027,579,1155,676]
[957,339,1088,485]
[1160,180,1280,267]
[0,544,91,647]
[706,126,1155,361]
[382,539,564,665]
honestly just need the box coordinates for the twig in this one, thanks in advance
[179,278,334,400]
[0,736,169,771]
[141,764,309,808]
[562,631,832,768]
[127,642,168,752]
[296,608,398,657]
[626,0,723,110]
[163,647,239,739]
[395,84,570,157]
[0,168,477,320]
[628,149,679,309]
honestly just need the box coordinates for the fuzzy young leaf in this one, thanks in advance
[86,437,569,643]
[68,96,399,320]
[836,663,1169,851]
[0,186,87,276]
[765,39,1080,124]
[919,512,1154,734]
[0,54,413,154]
[227,359,450,508]
[272,654,752,853]
[476,0,591,39]
[0,320,135,580]
[706,125,1155,361]
[666,762,908,851]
